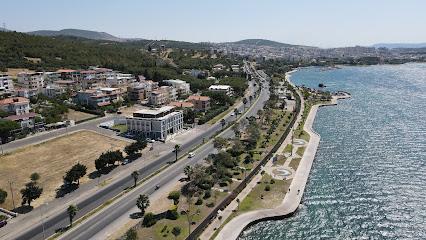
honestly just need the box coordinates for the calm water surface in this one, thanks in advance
[240,63,426,239]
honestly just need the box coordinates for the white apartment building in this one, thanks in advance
[208,85,233,96]
[163,79,191,95]
[0,74,14,95]
[17,72,45,92]
[0,97,35,128]
[126,106,183,141]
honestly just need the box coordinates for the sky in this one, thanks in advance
[2,0,426,48]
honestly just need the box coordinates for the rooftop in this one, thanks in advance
[188,95,210,101]
[134,106,175,115]
[0,97,30,105]
[209,85,232,90]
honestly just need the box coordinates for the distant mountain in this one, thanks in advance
[231,39,304,48]
[373,43,426,49]
[28,28,124,42]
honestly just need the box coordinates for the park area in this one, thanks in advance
[0,130,128,210]
[65,109,98,123]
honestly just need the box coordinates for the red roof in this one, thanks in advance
[97,102,111,107]
[0,97,30,105]
[188,95,210,101]
[5,112,36,121]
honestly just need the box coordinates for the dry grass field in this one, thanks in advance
[0,131,128,210]
[65,109,97,122]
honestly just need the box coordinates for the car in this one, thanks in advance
[188,152,195,158]
[122,159,129,165]
[148,139,155,143]
[0,220,7,228]
[231,113,235,116]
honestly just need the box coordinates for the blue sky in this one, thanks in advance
[2,0,426,47]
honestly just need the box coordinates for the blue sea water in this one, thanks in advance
[239,63,426,239]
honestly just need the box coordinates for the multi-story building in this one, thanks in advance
[0,74,14,95]
[163,79,191,96]
[148,86,176,106]
[126,106,183,141]
[0,97,35,128]
[187,95,211,111]
[74,87,121,108]
[42,84,66,98]
[17,72,45,92]
[127,83,146,102]
[208,85,233,96]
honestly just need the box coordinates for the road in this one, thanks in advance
[60,74,270,240]
[1,69,265,240]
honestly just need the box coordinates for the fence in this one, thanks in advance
[186,88,301,240]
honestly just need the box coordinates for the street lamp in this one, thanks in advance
[40,203,48,239]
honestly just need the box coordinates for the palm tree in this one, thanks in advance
[131,171,139,188]
[67,204,78,227]
[220,119,226,130]
[174,144,180,162]
[136,194,150,216]
[234,108,239,119]
[183,165,193,180]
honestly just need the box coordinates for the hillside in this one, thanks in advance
[373,43,426,49]
[231,39,300,48]
[0,31,156,73]
[28,28,124,42]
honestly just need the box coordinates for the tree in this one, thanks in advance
[30,172,40,182]
[67,204,78,227]
[183,165,193,181]
[243,97,248,108]
[168,191,180,205]
[131,171,139,188]
[232,122,240,138]
[174,144,180,162]
[213,137,228,149]
[136,194,150,216]
[234,108,239,118]
[64,163,87,185]
[20,181,43,207]
[172,226,181,239]
[220,119,226,130]
[0,119,20,143]
[0,188,7,204]
[125,229,138,240]
[125,142,140,158]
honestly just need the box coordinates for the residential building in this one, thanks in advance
[42,84,66,98]
[126,106,183,141]
[187,95,211,111]
[16,88,38,99]
[57,69,81,82]
[74,87,121,108]
[208,85,233,96]
[148,86,176,106]
[0,74,14,95]
[0,97,35,128]
[17,72,45,92]
[169,101,194,109]
[127,83,146,102]
[212,64,226,72]
[163,79,191,95]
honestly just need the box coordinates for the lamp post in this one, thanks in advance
[40,203,48,239]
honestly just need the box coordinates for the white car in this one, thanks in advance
[188,152,195,158]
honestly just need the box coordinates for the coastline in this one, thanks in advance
[214,71,350,240]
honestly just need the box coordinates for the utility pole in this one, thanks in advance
[8,180,16,210]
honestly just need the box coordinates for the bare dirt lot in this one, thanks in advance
[0,130,128,210]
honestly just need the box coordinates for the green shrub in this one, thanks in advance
[206,202,215,208]
[142,212,157,227]
[195,198,203,205]
[270,179,276,184]
[203,190,211,199]
[166,208,179,220]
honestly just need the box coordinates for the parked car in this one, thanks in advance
[188,152,195,158]
[122,159,129,165]
[0,220,7,228]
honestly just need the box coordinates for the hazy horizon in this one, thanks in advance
[2,0,426,48]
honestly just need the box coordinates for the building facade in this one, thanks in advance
[0,97,35,128]
[0,74,14,95]
[126,106,183,141]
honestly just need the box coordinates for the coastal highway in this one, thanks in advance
[60,78,270,240]
[4,76,265,240]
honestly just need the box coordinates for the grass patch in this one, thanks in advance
[112,124,128,133]
[296,147,306,157]
[283,144,293,153]
[289,158,302,171]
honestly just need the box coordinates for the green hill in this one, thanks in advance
[28,28,123,42]
[232,39,300,48]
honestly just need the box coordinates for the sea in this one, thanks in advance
[239,63,426,239]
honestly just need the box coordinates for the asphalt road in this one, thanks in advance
[6,77,266,240]
[60,79,270,240]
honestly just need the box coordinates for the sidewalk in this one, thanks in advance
[200,93,306,240]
